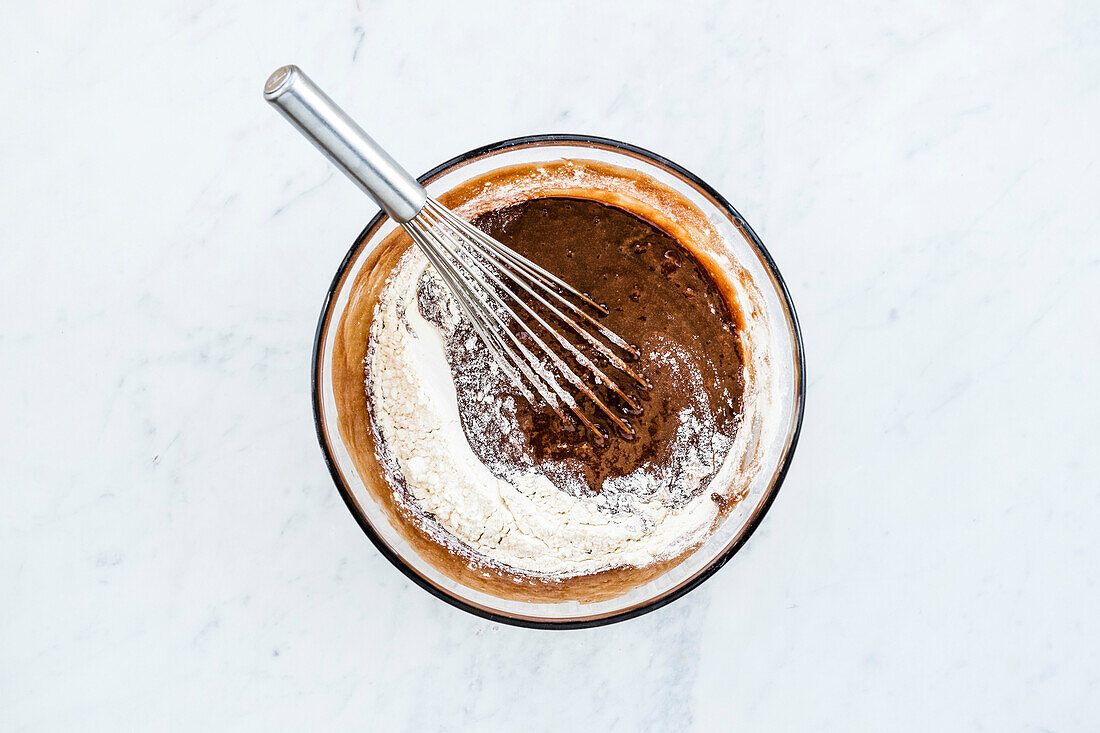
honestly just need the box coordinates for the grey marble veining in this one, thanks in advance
[1,0,1097,730]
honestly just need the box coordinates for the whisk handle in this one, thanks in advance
[264,65,426,222]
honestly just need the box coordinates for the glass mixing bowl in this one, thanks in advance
[313,135,804,628]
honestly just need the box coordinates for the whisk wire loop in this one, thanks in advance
[406,198,646,440]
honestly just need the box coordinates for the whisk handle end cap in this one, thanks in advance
[264,65,299,100]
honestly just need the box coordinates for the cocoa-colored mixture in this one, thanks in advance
[422,197,744,494]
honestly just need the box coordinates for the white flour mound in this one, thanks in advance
[366,247,738,577]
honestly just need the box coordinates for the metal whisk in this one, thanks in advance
[265,66,648,441]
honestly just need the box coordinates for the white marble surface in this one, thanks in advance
[2,0,1098,729]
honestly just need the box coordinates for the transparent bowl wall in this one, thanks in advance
[314,136,804,628]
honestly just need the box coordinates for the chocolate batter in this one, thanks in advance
[420,197,744,495]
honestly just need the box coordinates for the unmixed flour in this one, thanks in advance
[366,247,739,577]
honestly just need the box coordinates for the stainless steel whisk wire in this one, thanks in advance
[265,65,649,441]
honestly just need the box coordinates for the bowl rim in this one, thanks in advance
[312,133,806,629]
